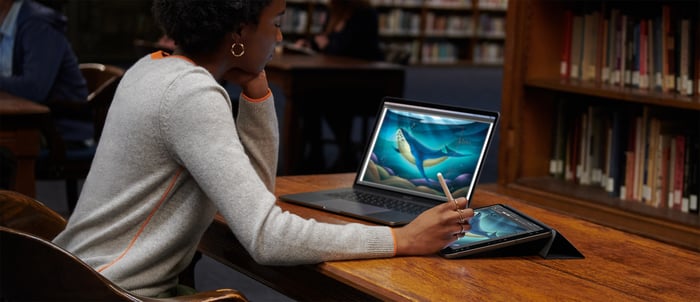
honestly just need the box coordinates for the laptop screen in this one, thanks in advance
[356,98,498,202]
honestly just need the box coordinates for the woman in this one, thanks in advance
[53,0,473,297]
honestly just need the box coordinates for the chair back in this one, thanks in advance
[79,63,125,142]
[0,190,248,302]
[0,226,141,301]
[0,189,66,240]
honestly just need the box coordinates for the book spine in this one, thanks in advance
[673,135,685,210]
[561,10,574,79]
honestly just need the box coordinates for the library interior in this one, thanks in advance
[1,0,698,301]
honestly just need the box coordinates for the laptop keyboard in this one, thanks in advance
[329,191,430,215]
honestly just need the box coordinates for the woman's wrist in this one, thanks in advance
[241,72,270,100]
[241,88,271,103]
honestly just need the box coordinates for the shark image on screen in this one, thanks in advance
[360,107,491,198]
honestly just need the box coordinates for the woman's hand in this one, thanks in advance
[223,69,270,99]
[313,34,329,50]
[393,197,474,256]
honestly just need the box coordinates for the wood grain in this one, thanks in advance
[201,174,700,301]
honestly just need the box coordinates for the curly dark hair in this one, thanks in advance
[152,0,273,56]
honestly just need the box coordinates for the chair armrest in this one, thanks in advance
[141,288,248,302]
[0,190,67,240]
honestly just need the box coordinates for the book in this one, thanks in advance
[561,10,574,79]
[570,14,585,80]
[631,20,641,88]
[582,11,599,81]
[550,100,567,178]
[679,19,690,95]
[653,15,664,90]
[607,111,627,196]
[688,132,699,214]
[639,19,648,89]
[681,133,692,213]
[625,15,637,87]
[608,9,621,85]
[662,5,676,92]
[673,135,685,210]
[624,116,638,201]
[642,117,658,204]
[659,135,671,208]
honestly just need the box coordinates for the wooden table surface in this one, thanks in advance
[0,92,49,197]
[199,173,700,301]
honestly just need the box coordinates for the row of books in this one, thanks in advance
[550,101,699,215]
[424,13,473,37]
[421,41,458,63]
[374,0,507,9]
[560,4,698,97]
[280,6,326,35]
[381,41,421,64]
[477,0,507,10]
[473,42,503,64]
[378,9,422,36]
[477,14,505,38]
[373,0,470,8]
[382,11,505,38]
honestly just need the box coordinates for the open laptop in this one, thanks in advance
[280,97,499,226]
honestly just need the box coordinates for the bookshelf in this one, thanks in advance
[497,0,700,251]
[281,0,507,65]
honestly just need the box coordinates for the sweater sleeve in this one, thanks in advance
[235,93,278,192]
[160,71,395,265]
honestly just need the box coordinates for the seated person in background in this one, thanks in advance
[296,0,385,172]
[0,0,90,145]
[53,0,473,297]
[297,0,383,61]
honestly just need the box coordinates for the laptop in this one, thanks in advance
[280,97,500,226]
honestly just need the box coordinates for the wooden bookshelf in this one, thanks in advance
[497,0,700,251]
[282,0,507,65]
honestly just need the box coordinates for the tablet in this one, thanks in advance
[440,204,553,258]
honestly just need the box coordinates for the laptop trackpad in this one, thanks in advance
[317,199,390,214]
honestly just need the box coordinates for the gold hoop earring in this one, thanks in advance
[231,42,245,57]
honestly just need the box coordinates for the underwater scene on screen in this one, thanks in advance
[449,207,529,247]
[361,108,490,197]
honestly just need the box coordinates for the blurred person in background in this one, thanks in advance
[0,0,90,146]
[296,0,385,172]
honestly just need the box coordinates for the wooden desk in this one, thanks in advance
[0,92,49,197]
[266,54,404,175]
[199,173,700,301]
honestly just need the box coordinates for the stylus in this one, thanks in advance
[437,172,455,204]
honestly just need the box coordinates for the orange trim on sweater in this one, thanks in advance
[150,51,194,64]
[97,167,185,273]
[241,88,272,103]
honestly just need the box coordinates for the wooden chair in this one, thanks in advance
[0,189,66,240]
[0,190,247,302]
[0,227,247,302]
[36,63,125,212]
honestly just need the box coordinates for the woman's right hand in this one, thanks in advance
[223,69,270,100]
[393,197,474,256]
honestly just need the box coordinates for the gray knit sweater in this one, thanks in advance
[53,52,395,297]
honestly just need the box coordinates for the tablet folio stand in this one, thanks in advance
[538,230,584,259]
[465,229,584,259]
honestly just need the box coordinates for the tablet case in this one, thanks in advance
[460,229,584,259]
[538,230,584,259]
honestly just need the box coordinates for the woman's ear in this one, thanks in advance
[234,22,250,42]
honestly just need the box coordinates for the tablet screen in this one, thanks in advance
[441,204,552,258]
